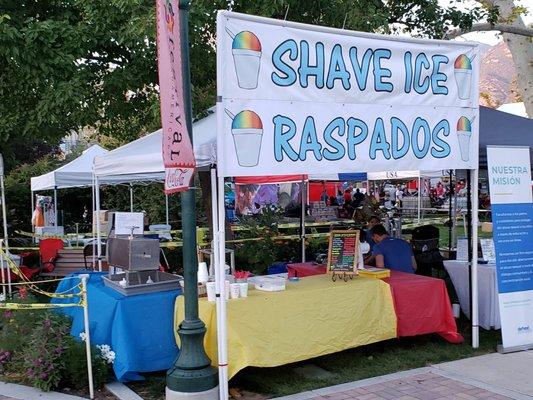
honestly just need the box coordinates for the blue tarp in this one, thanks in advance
[338,173,368,181]
[52,272,181,381]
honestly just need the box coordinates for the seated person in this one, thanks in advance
[370,224,417,273]
[363,216,381,265]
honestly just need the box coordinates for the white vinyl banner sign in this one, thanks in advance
[488,146,533,350]
[216,11,480,177]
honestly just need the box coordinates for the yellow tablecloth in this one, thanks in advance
[174,274,397,379]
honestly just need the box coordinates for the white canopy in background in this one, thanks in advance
[367,170,448,180]
[31,144,108,191]
[93,110,216,184]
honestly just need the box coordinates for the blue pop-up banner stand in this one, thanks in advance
[487,146,533,351]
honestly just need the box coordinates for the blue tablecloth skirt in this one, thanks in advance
[52,272,181,381]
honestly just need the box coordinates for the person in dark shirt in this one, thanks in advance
[353,188,365,208]
[363,215,381,265]
[371,224,417,273]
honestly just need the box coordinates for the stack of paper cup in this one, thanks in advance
[197,262,209,284]
[225,280,230,300]
[239,282,248,298]
[206,281,216,302]
[230,283,240,299]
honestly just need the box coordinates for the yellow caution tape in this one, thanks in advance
[0,302,82,310]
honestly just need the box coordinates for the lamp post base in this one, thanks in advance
[166,385,219,400]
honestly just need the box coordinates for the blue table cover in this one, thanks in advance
[52,272,181,381]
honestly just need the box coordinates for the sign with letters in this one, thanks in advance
[156,0,196,193]
[216,11,480,177]
[488,146,533,350]
[327,230,360,279]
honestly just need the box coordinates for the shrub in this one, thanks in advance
[20,313,71,391]
[60,336,112,390]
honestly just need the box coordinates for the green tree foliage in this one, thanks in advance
[0,0,484,151]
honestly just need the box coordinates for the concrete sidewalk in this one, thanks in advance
[276,351,533,400]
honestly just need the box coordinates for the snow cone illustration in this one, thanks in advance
[229,29,262,89]
[457,116,473,162]
[454,54,475,100]
[226,109,263,167]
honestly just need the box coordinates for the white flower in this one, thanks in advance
[0,294,5,302]
[79,332,87,342]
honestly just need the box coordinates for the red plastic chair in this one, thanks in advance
[39,238,64,273]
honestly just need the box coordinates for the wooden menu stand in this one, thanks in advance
[327,230,359,282]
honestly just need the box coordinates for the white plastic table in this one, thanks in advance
[443,260,500,330]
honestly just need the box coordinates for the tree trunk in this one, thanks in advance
[482,0,533,117]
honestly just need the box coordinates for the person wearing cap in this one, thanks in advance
[371,224,417,273]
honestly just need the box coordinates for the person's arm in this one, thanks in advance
[375,254,385,269]
[411,256,417,271]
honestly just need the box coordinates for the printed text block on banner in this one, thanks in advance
[216,11,480,177]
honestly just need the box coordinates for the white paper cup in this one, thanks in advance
[457,131,471,162]
[232,128,263,167]
[239,282,248,298]
[197,262,209,284]
[225,280,230,300]
[206,281,216,302]
[454,69,472,100]
[452,303,461,318]
[230,283,240,299]
[232,49,261,89]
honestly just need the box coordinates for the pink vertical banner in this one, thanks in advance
[156,0,196,193]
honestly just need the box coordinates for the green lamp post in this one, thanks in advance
[166,1,218,398]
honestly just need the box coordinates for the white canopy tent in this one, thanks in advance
[93,110,216,184]
[30,144,108,226]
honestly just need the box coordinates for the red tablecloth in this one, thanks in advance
[287,262,326,277]
[384,271,463,343]
[285,263,463,344]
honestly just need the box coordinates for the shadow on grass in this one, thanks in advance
[128,317,500,399]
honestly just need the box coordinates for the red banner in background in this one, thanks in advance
[156,0,196,193]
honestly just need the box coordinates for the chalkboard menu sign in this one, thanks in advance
[327,230,359,280]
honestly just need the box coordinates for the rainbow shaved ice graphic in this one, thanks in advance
[454,54,474,100]
[228,110,264,167]
[231,31,262,89]
[457,116,472,162]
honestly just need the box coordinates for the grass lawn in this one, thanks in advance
[128,317,500,399]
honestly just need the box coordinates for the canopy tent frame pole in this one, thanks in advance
[471,169,479,348]
[165,194,170,226]
[30,190,35,243]
[301,178,306,262]
[0,171,11,297]
[95,176,103,272]
[54,186,58,226]
[129,184,134,212]
[448,170,454,252]
[217,175,229,399]
[91,175,96,269]
[417,176,421,225]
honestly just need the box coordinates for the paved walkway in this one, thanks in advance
[277,352,533,400]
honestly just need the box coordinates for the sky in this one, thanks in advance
[441,0,532,46]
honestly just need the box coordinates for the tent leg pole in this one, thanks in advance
[217,175,228,400]
[95,178,102,272]
[91,178,96,268]
[448,170,453,253]
[1,175,10,297]
[471,169,479,348]
[301,178,306,263]
[54,187,58,226]
[31,191,35,244]
[129,184,133,212]
[165,194,170,226]
[417,176,421,225]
